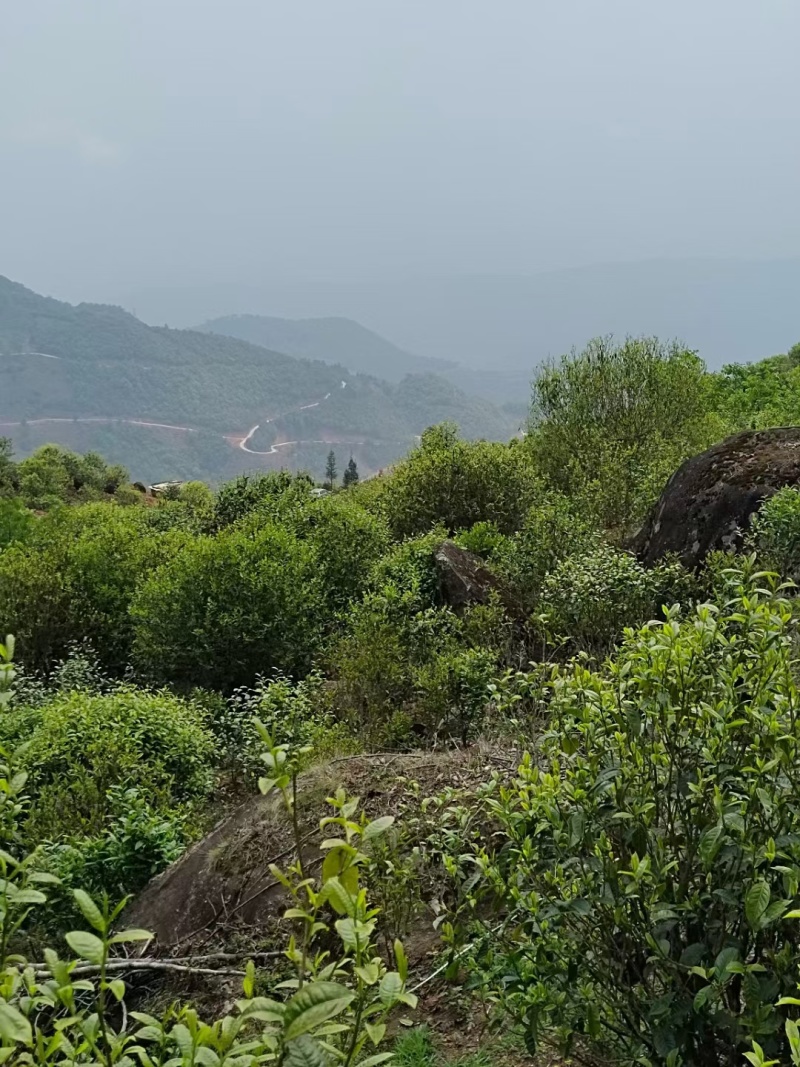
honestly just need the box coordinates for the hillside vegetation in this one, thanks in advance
[0,275,515,482]
[3,335,800,1066]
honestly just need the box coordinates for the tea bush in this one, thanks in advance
[131,521,322,691]
[492,492,597,610]
[470,570,800,1065]
[750,487,800,581]
[538,542,697,655]
[0,686,215,842]
[46,785,185,926]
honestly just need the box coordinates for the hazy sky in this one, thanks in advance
[3,0,800,309]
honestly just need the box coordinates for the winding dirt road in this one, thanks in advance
[0,381,349,457]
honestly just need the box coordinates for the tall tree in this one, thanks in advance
[325,450,337,491]
[342,456,359,488]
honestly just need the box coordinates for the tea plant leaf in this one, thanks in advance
[283,981,355,1041]
[0,1002,32,1046]
[65,931,105,965]
[746,881,771,929]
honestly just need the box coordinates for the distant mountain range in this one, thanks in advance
[0,276,517,483]
[198,313,454,382]
[123,258,800,396]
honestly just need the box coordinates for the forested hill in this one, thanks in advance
[198,312,455,382]
[0,276,516,483]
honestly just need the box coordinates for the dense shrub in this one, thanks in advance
[0,505,185,674]
[529,336,722,531]
[492,493,598,610]
[749,487,800,581]
[131,521,322,690]
[16,445,128,510]
[47,785,185,924]
[472,572,800,1065]
[0,687,215,842]
[330,532,504,741]
[284,494,391,616]
[538,542,697,655]
[211,469,313,529]
[383,423,539,539]
[0,497,34,548]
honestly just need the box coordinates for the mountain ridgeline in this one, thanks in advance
[197,312,455,382]
[0,275,517,483]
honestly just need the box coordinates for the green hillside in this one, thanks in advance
[0,276,516,482]
[198,312,455,381]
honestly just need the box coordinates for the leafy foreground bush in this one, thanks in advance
[0,639,417,1066]
[470,570,800,1065]
[750,487,800,583]
[0,686,215,842]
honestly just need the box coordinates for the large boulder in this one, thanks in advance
[632,428,800,568]
[434,540,517,613]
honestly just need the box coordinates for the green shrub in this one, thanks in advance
[412,645,496,742]
[224,671,355,777]
[750,487,800,581]
[493,493,597,610]
[131,521,322,691]
[0,504,185,674]
[287,493,391,616]
[16,445,128,509]
[46,785,185,925]
[471,571,800,1065]
[0,497,34,549]
[454,520,512,561]
[0,687,215,841]
[383,423,539,539]
[212,469,312,529]
[529,336,721,531]
[538,542,696,655]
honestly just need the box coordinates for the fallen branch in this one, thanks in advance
[28,949,283,979]
[32,959,246,979]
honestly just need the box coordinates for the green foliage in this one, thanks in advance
[453,520,511,561]
[529,336,721,531]
[255,726,416,1064]
[0,639,412,1067]
[0,497,33,549]
[343,455,360,488]
[15,444,128,510]
[711,346,800,431]
[0,504,186,673]
[538,542,697,655]
[330,533,502,741]
[0,686,215,842]
[212,469,313,530]
[0,438,15,496]
[471,571,800,1065]
[492,492,597,610]
[224,672,354,778]
[383,423,539,539]
[47,785,184,923]
[750,487,800,580]
[131,520,322,690]
[289,494,391,617]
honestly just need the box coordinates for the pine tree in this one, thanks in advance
[325,450,337,490]
[342,456,359,488]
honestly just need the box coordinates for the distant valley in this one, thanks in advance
[0,276,518,484]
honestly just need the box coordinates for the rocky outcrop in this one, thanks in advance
[434,540,517,613]
[632,428,800,568]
